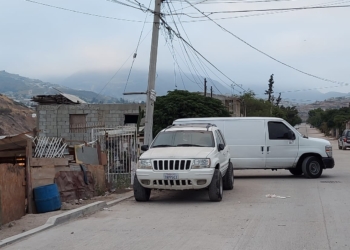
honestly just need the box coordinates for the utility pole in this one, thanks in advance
[144,0,162,146]
[204,78,207,96]
[210,86,213,98]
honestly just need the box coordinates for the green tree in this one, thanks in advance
[153,90,230,136]
[265,74,275,103]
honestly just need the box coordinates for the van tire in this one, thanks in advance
[133,175,151,201]
[289,168,303,176]
[208,169,223,202]
[342,145,346,150]
[223,162,234,190]
[302,156,323,178]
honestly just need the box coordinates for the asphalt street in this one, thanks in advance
[4,124,350,250]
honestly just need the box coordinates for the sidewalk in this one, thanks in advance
[0,190,134,248]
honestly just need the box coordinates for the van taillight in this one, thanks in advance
[344,138,347,142]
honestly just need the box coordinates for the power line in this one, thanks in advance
[123,0,153,93]
[165,1,224,94]
[168,4,350,18]
[95,29,152,98]
[174,0,350,22]
[24,0,145,22]
[185,0,350,87]
[160,15,247,93]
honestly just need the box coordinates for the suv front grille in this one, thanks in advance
[153,160,191,171]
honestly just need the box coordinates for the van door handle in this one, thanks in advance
[261,146,264,154]
[267,146,270,153]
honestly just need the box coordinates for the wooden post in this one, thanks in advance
[26,139,33,214]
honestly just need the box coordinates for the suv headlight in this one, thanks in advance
[192,159,211,169]
[138,159,152,169]
[325,145,332,158]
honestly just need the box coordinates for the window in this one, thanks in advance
[268,122,292,140]
[69,114,87,133]
[217,130,226,146]
[124,114,138,124]
[214,131,223,146]
[151,131,215,148]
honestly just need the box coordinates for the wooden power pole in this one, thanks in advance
[144,0,163,146]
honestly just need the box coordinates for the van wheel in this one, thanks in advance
[302,156,323,178]
[223,162,234,190]
[289,168,303,176]
[342,145,346,150]
[133,175,151,201]
[208,169,223,202]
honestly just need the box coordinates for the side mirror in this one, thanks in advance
[141,145,149,151]
[287,130,295,140]
[218,144,225,151]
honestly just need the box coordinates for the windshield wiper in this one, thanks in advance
[152,145,173,148]
[176,144,204,147]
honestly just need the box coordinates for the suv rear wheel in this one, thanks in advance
[208,169,223,202]
[223,162,234,190]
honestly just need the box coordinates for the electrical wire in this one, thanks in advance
[24,0,146,22]
[167,1,227,95]
[95,29,152,98]
[185,0,350,86]
[123,0,153,93]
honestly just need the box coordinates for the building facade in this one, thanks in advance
[36,103,145,144]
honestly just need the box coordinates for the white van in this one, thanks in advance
[173,117,334,178]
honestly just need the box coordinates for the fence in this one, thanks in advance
[91,126,138,188]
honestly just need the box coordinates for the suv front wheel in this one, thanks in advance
[133,175,151,201]
[208,169,223,202]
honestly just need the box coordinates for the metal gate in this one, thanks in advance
[91,126,138,188]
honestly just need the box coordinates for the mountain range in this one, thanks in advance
[1,70,350,106]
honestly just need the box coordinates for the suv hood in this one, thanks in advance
[140,147,214,159]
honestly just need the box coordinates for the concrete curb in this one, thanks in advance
[0,193,134,248]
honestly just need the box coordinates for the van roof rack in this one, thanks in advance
[165,123,217,131]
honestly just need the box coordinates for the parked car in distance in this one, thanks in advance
[134,123,233,202]
[338,129,350,150]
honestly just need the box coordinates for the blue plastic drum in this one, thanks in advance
[33,183,61,213]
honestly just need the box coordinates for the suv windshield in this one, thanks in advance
[151,131,215,148]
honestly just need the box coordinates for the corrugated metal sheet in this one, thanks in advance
[60,93,86,104]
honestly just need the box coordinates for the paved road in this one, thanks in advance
[5,124,350,250]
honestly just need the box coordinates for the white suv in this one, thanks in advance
[134,124,233,202]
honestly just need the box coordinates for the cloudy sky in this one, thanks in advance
[1,0,350,102]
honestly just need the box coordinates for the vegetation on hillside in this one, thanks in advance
[307,107,350,136]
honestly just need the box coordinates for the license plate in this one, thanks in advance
[163,173,179,180]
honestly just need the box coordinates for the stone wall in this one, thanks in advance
[36,103,145,144]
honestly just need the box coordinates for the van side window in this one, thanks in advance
[217,130,226,146]
[268,122,291,140]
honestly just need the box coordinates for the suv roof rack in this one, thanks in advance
[165,123,217,131]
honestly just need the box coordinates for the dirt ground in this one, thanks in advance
[0,188,133,241]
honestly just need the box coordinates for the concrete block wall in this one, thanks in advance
[36,103,145,144]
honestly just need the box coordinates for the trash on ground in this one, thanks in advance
[265,194,291,199]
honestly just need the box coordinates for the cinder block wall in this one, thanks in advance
[36,103,145,144]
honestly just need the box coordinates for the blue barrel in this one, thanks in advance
[34,183,61,213]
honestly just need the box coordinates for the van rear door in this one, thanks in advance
[265,121,299,168]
